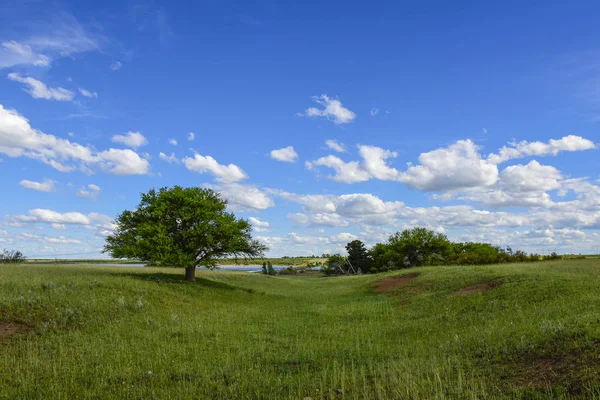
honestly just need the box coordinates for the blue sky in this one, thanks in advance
[0,0,599,258]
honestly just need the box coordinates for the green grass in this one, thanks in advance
[1,259,600,399]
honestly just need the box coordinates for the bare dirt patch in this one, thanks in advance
[451,281,500,297]
[373,272,419,293]
[0,322,26,340]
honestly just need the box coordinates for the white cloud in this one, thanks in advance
[183,154,247,183]
[51,223,67,230]
[359,146,400,180]
[8,209,91,225]
[111,132,148,149]
[77,184,101,200]
[270,146,298,163]
[8,73,74,101]
[398,140,499,191]
[169,139,177,146]
[249,217,270,232]
[288,212,349,227]
[488,135,596,164]
[0,41,50,68]
[19,179,56,192]
[300,94,356,124]
[97,149,150,176]
[325,139,345,153]
[0,15,100,69]
[306,155,370,183]
[500,161,562,192]
[370,108,379,116]
[188,132,195,141]
[207,183,274,211]
[0,106,151,176]
[78,87,98,98]
[110,61,122,71]
[159,152,179,163]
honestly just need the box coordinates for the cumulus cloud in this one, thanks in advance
[19,179,56,192]
[306,155,371,183]
[270,146,298,163]
[488,135,596,164]
[183,154,247,183]
[188,132,195,141]
[78,87,98,98]
[300,94,356,124]
[325,139,345,153]
[8,73,74,101]
[111,132,148,149]
[500,161,562,192]
[249,217,270,232]
[110,61,122,71]
[207,183,274,211]
[398,140,499,191]
[159,152,179,163]
[169,139,177,146]
[8,209,92,225]
[288,212,349,227]
[359,146,400,180]
[96,149,151,175]
[77,184,101,200]
[0,105,150,175]
[307,136,596,193]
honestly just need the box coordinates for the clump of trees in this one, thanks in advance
[0,249,26,264]
[323,227,563,275]
[261,261,276,275]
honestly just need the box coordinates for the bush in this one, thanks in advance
[0,249,26,264]
[322,254,347,276]
[277,266,297,275]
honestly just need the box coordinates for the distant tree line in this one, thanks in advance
[0,249,26,264]
[322,227,562,276]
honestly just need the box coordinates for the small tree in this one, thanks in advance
[387,227,451,268]
[104,186,267,282]
[322,254,347,276]
[345,240,372,273]
[261,261,268,275]
[267,261,276,275]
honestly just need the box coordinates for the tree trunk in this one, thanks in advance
[185,266,196,282]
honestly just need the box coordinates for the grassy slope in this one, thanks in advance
[1,260,600,399]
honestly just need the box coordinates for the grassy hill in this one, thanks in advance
[1,259,600,399]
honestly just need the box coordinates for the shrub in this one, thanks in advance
[0,249,26,264]
[277,266,297,275]
[322,254,348,276]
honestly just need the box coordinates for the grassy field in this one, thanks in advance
[1,259,600,399]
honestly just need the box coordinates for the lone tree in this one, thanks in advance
[103,186,267,282]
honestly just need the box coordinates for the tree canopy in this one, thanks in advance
[103,186,267,281]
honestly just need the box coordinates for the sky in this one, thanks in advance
[0,0,599,259]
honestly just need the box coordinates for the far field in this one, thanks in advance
[24,257,328,266]
[1,259,600,399]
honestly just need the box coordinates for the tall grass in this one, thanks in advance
[1,260,600,399]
